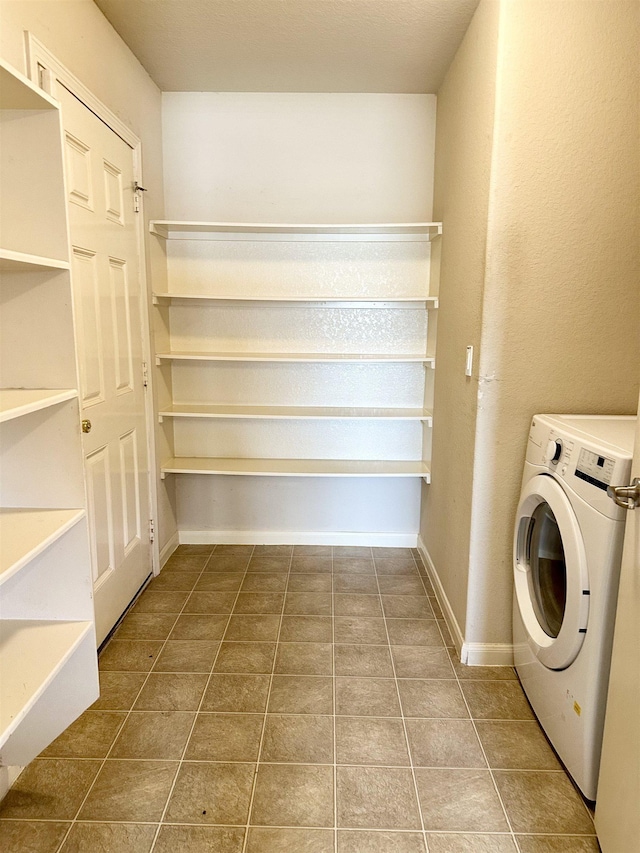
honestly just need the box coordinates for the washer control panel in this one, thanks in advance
[575,448,616,491]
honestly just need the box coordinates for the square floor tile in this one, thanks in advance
[99,640,162,672]
[195,572,243,592]
[460,682,535,720]
[514,837,599,852]
[336,717,409,766]
[293,545,333,556]
[337,766,421,829]
[275,642,333,675]
[254,545,293,556]
[334,595,382,617]
[0,821,70,853]
[0,759,101,820]
[213,544,254,556]
[91,671,147,710]
[250,764,334,827]
[333,557,375,574]
[150,571,201,591]
[205,554,251,572]
[184,592,237,614]
[248,555,291,573]
[79,760,177,822]
[425,834,517,852]
[224,614,281,642]
[406,719,486,767]
[241,572,288,592]
[233,592,284,614]
[154,825,245,853]
[335,677,401,717]
[290,556,333,573]
[475,721,561,770]
[165,762,254,825]
[111,711,195,759]
[214,642,276,673]
[333,546,372,558]
[153,641,219,673]
[493,771,595,834]
[132,590,189,613]
[288,573,333,592]
[280,615,333,643]
[386,619,442,647]
[335,645,393,677]
[115,612,177,639]
[201,673,270,713]
[333,574,379,594]
[414,768,508,832]
[391,646,455,679]
[174,544,214,556]
[268,675,334,714]
[374,558,418,575]
[377,577,425,596]
[373,547,415,560]
[397,679,468,718]
[186,713,263,761]
[134,673,208,711]
[165,554,209,571]
[169,614,228,641]
[381,595,434,619]
[284,592,332,616]
[60,822,157,853]
[338,830,427,852]
[246,827,333,853]
[40,711,126,758]
[334,617,388,645]
[261,714,334,763]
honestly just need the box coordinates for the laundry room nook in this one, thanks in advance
[0,2,638,852]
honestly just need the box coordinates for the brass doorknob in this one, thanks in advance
[82,419,92,434]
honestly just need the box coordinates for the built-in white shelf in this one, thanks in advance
[0,248,70,273]
[0,508,85,588]
[162,456,431,481]
[152,292,438,308]
[156,350,435,366]
[0,59,58,111]
[0,388,77,423]
[150,220,443,241]
[159,404,432,424]
[0,620,94,755]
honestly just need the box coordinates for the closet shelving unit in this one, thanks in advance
[150,218,439,504]
[0,59,98,768]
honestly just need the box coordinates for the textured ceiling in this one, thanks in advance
[94,0,480,93]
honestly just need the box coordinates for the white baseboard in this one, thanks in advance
[417,537,465,655]
[461,642,514,666]
[159,532,179,568]
[417,536,514,668]
[178,530,419,547]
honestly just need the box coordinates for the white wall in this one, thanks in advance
[0,0,177,560]
[423,0,640,658]
[160,93,436,543]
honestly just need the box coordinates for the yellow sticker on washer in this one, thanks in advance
[573,701,581,716]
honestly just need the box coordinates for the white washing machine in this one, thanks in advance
[513,414,636,801]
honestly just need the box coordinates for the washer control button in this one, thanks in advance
[546,438,563,464]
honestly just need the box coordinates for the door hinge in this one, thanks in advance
[134,181,147,213]
[142,360,149,389]
[149,518,155,543]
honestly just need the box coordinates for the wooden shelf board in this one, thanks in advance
[152,292,437,307]
[156,351,435,365]
[162,457,431,480]
[0,389,77,423]
[0,60,59,111]
[160,404,433,423]
[0,508,85,587]
[0,620,94,743]
[0,248,70,273]
[150,220,442,240]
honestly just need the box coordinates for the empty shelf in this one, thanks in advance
[0,508,85,587]
[0,60,59,111]
[0,389,77,423]
[152,292,437,307]
[0,620,94,747]
[150,220,443,240]
[160,404,432,423]
[156,351,435,365]
[0,248,70,272]
[162,457,431,480]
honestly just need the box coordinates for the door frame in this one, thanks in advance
[24,33,160,578]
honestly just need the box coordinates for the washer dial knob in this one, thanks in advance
[546,438,563,463]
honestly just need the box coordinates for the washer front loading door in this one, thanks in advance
[514,474,590,669]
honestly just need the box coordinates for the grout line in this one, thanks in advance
[53,546,221,853]
[373,551,430,853]
[239,546,294,853]
[147,545,256,853]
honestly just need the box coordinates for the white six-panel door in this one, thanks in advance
[59,85,151,645]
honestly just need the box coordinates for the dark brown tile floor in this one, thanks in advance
[0,546,599,853]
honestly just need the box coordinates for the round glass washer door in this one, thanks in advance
[513,474,590,670]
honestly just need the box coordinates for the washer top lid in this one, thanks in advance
[535,414,636,455]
